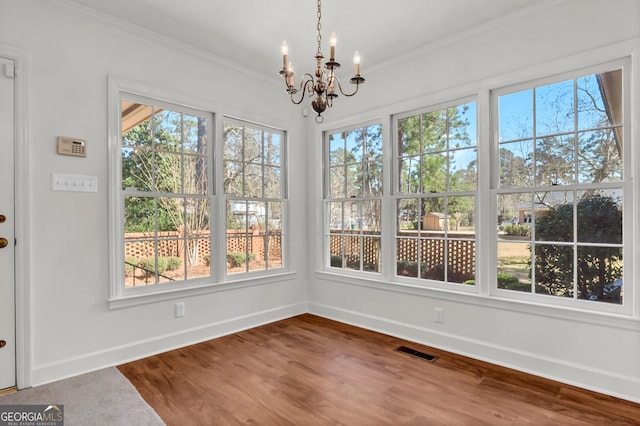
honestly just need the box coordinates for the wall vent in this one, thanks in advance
[394,345,439,362]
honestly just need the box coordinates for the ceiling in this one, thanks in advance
[62,0,556,76]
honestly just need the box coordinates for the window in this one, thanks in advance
[394,100,477,285]
[495,66,626,306]
[325,123,383,272]
[223,118,286,275]
[120,96,213,287]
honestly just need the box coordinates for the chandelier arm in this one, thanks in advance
[333,76,362,97]
[288,78,315,105]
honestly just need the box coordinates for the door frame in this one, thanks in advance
[1,44,31,389]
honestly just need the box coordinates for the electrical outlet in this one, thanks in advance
[175,302,185,318]
[434,307,444,324]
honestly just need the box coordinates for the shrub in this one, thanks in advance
[227,251,256,267]
[497,272,530,291]
[497,272,520,287]
[138,257,168,276]
[330,255,343,267]
[124,257,138,277]
[203,254,210,266]
[166,256,182,271]
[504,224,530,237]
[396,260,410,275]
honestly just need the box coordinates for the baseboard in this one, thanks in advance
[32,302,307,386]
[308,302,640,404]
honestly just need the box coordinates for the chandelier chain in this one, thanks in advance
[316,0,322,55]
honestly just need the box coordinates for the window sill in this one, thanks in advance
[108,271,298,310]
[314,270,639,331]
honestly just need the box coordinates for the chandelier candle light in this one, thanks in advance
[279,0,365,123]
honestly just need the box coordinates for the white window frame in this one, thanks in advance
[323,120,384,275]
[320,47,636,319]
[489,58,633,316]
[222,116,289,279]
[107,77,295,309]
[391,96,479,294]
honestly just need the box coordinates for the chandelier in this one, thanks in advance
[279,0,365,123]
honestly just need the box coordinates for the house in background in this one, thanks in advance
[0,0,639,406]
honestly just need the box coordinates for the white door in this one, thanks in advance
[0,56,16,390]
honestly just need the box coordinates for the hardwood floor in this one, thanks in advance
[118,314,640,425]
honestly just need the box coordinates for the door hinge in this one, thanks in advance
[4,63,15,78]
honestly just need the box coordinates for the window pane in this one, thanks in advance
[154,152,182,193]
[577,129,622,183]
[449,148,477,191]
[183,154,208,195]
[422,239,445,281]
[346,128,363,163]
[448,196,475,237]
[329,201,343,231]
[365,125,383,158]
[422,110,447,153]
[329,133,346,166]
[344,235,361,271]
[398,198,419,232]
[535,79,575,136]
[534,191,574,242]
[534,243,574,298]
[264,131,281,166]
[184,198,210,234]
[154,110,183,152]
[344,200,359,231]
[448,239,475,284]
[421,152,447,193]
[224,124,243,161]
[244,128,262,163]
[124,196,156,233]
[244,163,263,197]
[183,114,206,155]
[329,165,346,198]
[346,164,362,198]
[499,140,533,187]
[363,161,383,197]
[397,238,419,277]
[577,69,622,129]
[498,192,532,241]
[535,135,575,186]
[224,160,243,196]
[497,242,531,292]
[420,197,445,234]
[576,246,622,304]
[363,237,381,272]
[121,100,152,142]
[398,116,421,157]
[264,166,281,199]
[576,191,622,244]
[362,200,381,232]
[448,102,477,149]
[499,89,533,142]
[399,156,420,194]
[185,238,210,280]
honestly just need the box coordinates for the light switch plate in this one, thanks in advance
[52,173,97,192]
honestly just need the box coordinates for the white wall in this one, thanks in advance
[309,0,640,402]
[0,1,309,385]
[2,0,640,405]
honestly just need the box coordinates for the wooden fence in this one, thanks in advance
[124,229,282,263]
[329,230,475,278]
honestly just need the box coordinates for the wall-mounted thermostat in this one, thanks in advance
[57,136,86,157]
